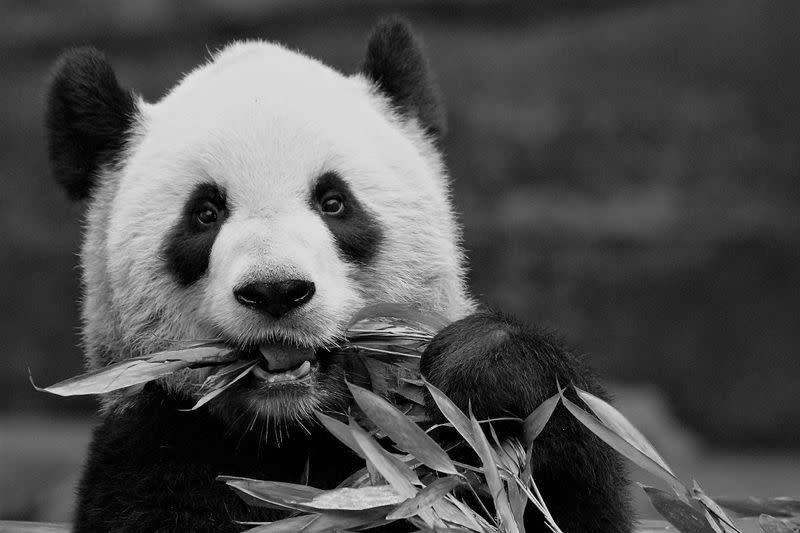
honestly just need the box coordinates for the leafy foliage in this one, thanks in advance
[27,305,800,532]
[218,308,800,533]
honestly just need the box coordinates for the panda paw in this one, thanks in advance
[419,310,634,533]
[419,310,589,419]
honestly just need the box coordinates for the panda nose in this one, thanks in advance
[234,279,316,318]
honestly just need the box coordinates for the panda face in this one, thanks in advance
[47,27,474,425]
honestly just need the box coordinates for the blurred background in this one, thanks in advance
[1,0,798,524]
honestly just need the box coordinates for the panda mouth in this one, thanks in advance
[245,343,318,384]
[251,360,313,383]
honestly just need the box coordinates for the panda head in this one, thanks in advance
[45,19,473,425]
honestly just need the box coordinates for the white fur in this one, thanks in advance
[80,41,475,416]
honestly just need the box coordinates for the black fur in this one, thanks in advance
[361,18,446,137]
[45,47,136,201]
[311,171,384,265]
[74,384,364,532]
[74,312,632,532]
[162,183,228,286]
[421,312,633,533]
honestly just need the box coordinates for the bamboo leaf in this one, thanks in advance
[182,360,258,411]
[347,419,417,499]
[423,379,477,451]
[492,437,528,531]
[469,411,520,533]
[759,514,798,533]
[307,486,405,510]
[693,481,742,533]
[443,495,492,532]
[507,466,526,528]
[387,476,462,520]
[32,359,189,396]
[31,304,439,400]
[316,412,421,487]
[146,345,234,364]
[32,345,236,396]
[359,356,394,396]
[335,467,370,489]
[716,497,800,519]
[348,418,440,528]
[522,388,562,446]
[561,393,686,495]
[631,519,676,532]
[218,476,323,512]
[242,514,318,532]
[202,357,259,388]
[348,382,458,475]
[227,489,291,511]
[223,482,401,529]
[384,450,422,487]
[31,304,442,400]
[702,509,727,533]
[345,303,448,333]
[298,508,394,533]
[642,485,718,533]
[315,412,365,459]
[406,529,470,533]
[393,382,426,406]
[575,386,675,476]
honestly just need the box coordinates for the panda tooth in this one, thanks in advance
[267,373,285,383]
[290,361,312,378]
[251,365,269,380]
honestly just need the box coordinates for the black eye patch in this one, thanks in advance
[311,172,383,265]
[162,183,228,286]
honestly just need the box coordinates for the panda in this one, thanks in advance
[45,18,632,533]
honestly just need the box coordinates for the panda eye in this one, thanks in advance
[195,202,219,226]
[320,194,345,216]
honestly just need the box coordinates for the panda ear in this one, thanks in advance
[361,17,445,138]
[45,47,137,201]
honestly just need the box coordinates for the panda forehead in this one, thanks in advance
[130,42,426,188]
[130,122,392,215]
[154,42,372,130]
